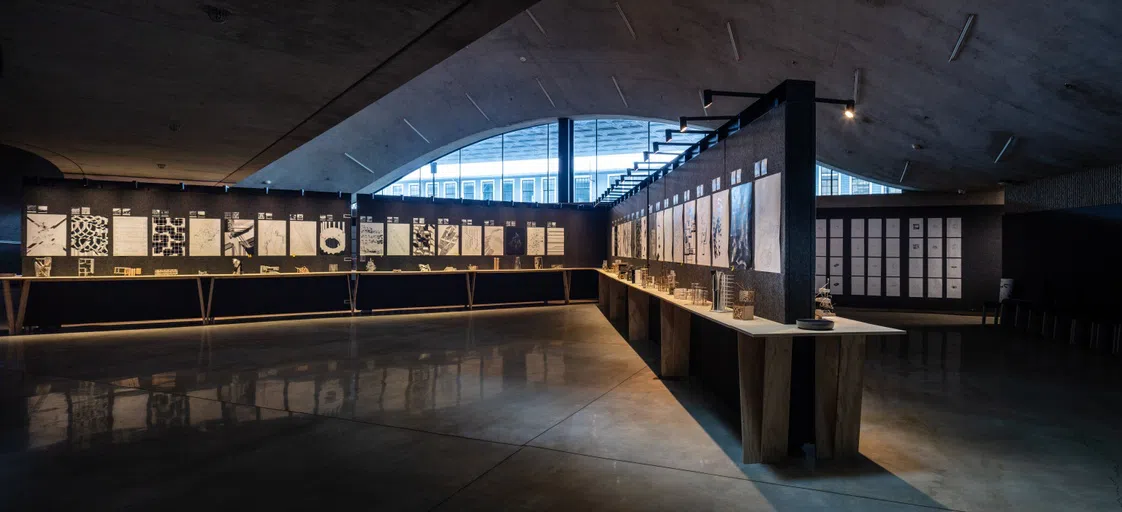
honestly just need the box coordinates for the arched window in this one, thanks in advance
[375,118,706,203]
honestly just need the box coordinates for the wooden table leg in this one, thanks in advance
[814,336,841,459]
[660,300,690,377]
[3,280,15,335]
[205,279,216,324]
[834,335,867,458]
[608,282,626,323]
[345,274,355,315]
[196,278,208,325]
[352,274,361,314]
[563,270,572,305]
[14,281,31,334]
[739,333,792,464]
[627,288,649,343]
[598,274,609,314]
[466,272,477,309]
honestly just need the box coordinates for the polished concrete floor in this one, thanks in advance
[1,305,1120,511]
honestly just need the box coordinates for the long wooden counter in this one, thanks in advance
[596,269,904,464]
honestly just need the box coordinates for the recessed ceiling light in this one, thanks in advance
[519,56,527,62]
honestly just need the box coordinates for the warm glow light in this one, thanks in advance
[844,109,855,119]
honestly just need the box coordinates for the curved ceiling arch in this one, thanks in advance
[246,0,1122,193]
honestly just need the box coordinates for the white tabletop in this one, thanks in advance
[597,269,904,338]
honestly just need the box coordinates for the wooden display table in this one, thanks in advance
[1,268,599,334]
[596,269,903,464]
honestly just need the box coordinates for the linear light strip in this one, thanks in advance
[727,21,740,62]
[994,135,1016,163]
[615,2,636,39]
[536,78,557,108]
[464,93,490,121]
[899,160,910,183]
[612,76,629,108]
[402,118,430,143]
[344,152,376,174]
[526,9,547,36]
[948,14,977,62]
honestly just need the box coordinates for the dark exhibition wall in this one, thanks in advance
[21,179,351,277]
[816,205,1003,311]
[356,195,607,271]
[1003,203,1122,315]
[608,81,817,324]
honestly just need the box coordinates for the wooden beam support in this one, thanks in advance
[739,333,793,464]
[660,299,690,377]
[627,287,650,343]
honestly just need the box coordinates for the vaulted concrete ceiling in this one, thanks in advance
[0,0,538,183]
[246,0,1122,193]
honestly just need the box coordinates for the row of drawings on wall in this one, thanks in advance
[26,214,346,258]
[611,173,782,274]
[358,223,565,258]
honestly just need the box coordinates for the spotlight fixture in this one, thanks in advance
[679,115,737,132]
[844,104,855,119]
[701,90,765,109]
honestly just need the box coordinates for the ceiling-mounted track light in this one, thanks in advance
[702,89,765,109]
[665,129,714,142]
[994,135,1017,163]
[679,115,737,132]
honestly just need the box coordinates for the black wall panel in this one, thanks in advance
[356,195,607,271]
[818,205,1002,311]
[22,179,349,276]
[1003,204,1122,315]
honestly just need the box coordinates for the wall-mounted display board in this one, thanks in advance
[608,83,816,324]
[816,205,1001,311]
[21,179,350,277]
[356,195,607,271]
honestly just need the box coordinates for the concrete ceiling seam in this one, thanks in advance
[239,0,1122,193]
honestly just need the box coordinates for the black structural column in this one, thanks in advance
[557,117,575,203]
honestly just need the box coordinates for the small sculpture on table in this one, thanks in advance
[34,257,52,277]
[514,256,521,270]
[534,257,543,269]
[154,269,179,276]
[815,278,836,318]
[259,265,280,274]
[418,264,431,272]
[231,258,242,275]
[295,266,310,274]
[328,263,339,272]
[443,266,456,271]
[493,257,500,270]
[467,264,479,271]
[733,290,756,320]
[365,259,376,272]
[78,258,94,277]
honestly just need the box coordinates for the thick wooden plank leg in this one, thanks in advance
[627,288,650,342]
[814,336,841,459]
[834,335,867,459]
[563,270,572,304]
[14,282,31,333]
[738,333,793,464]
[738,333,764,463]
[598,275,609,314]
[761,336,793,462]
[608,282,626,323]
[660,300,690,377]
[3,281,15,335]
